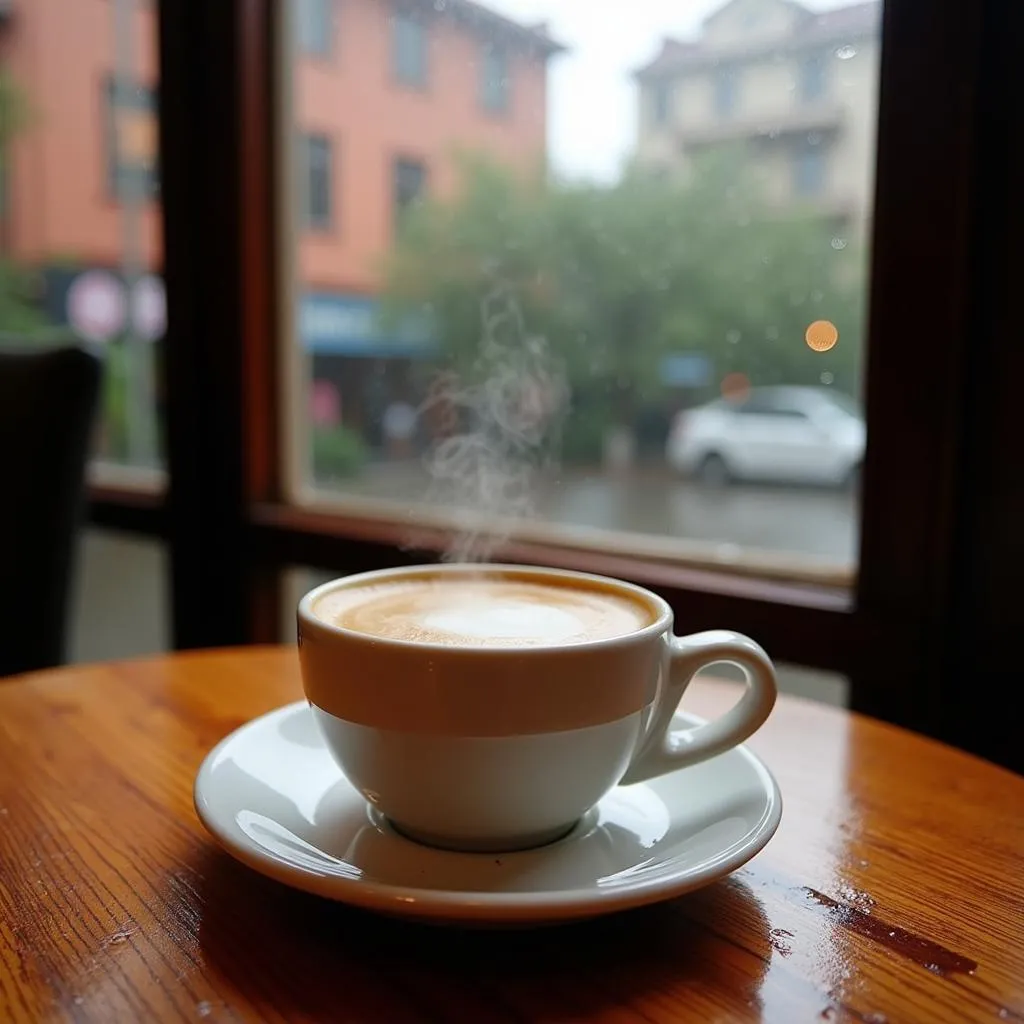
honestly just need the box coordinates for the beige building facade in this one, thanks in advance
[634,0,881,234]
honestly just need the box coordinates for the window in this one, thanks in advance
[302,133,333,230]
[285,1,874,584]
[105,77,159,201]
[738,403,808,420]
[793,145,826,196]
[393,12,427,88]
[393,157,426,230]
[799,54,827,103]
[651,81,671,126]
[87,0,1022,773]
[713,67,738,117]
[2,23,163,475]
[733,393,804,416]
[296,0,333,57]
[480,44,509,114]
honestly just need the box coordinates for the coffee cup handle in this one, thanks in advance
[619,630,777,785]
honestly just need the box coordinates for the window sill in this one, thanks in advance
[87,472,166,536]
[253,498,852,608]
[88,461,167,493]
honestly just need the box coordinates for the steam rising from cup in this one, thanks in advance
[416,287,569,562]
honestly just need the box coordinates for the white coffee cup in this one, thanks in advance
[297,563,777,852]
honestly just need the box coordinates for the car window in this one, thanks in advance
[731,395,775,415]
[733,394,808,419]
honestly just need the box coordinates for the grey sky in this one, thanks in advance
[484,0,863,180]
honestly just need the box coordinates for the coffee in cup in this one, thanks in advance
[312,574,654,647]
[298,564,777,853]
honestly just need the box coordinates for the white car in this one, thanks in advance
[666,386,865,487]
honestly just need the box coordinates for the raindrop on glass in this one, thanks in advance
[726,329,741,344]
[820,371,834,385]
[836,44,857,60]
[831,237,848,250]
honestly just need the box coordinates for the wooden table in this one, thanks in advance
[1,647,1022,1023]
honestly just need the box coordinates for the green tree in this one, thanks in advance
[381,152,560,369]
[0,71,51,340]
[0,70,29,148]
[381,149,865,453]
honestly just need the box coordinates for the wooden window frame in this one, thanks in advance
[87,0,1020,773]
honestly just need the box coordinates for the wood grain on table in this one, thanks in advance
[0,647,1022,1023]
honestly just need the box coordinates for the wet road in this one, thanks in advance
[320,463,858,569]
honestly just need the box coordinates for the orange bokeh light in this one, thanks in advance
[805,320,839,352]
[721,372,751,401]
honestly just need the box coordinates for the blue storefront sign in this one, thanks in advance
[300,293,435,358]
[659,352,713,387]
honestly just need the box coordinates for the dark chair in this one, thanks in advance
[0,346,101,677]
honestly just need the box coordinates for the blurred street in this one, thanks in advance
[323,462,859,567]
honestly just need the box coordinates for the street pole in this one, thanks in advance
[113,0,155,466]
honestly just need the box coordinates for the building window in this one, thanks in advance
[799,54,827,103]
[302,134,333,230]
[651,81,672,126]
[793,145,826,196]
[393,157,426,232]
[296,0,333,57]
[713,68,738,117]
[393,12,427,88]
[105,77,159,200]
[480,44,509,114]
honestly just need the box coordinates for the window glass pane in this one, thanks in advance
[798,52,827,102]
[393,12,427,87]
[393,157,427,232]
[285,0,882,582]
[2,0,164,474]
[480,44,509,113]
[297,0,333,57]
[713,67,738,117]
[793,142,827,196]
[649,80,671,126]
[302,134,334,230]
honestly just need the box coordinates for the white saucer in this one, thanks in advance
[194,701,782,926]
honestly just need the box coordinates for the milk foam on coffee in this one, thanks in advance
[314,577,651,647]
